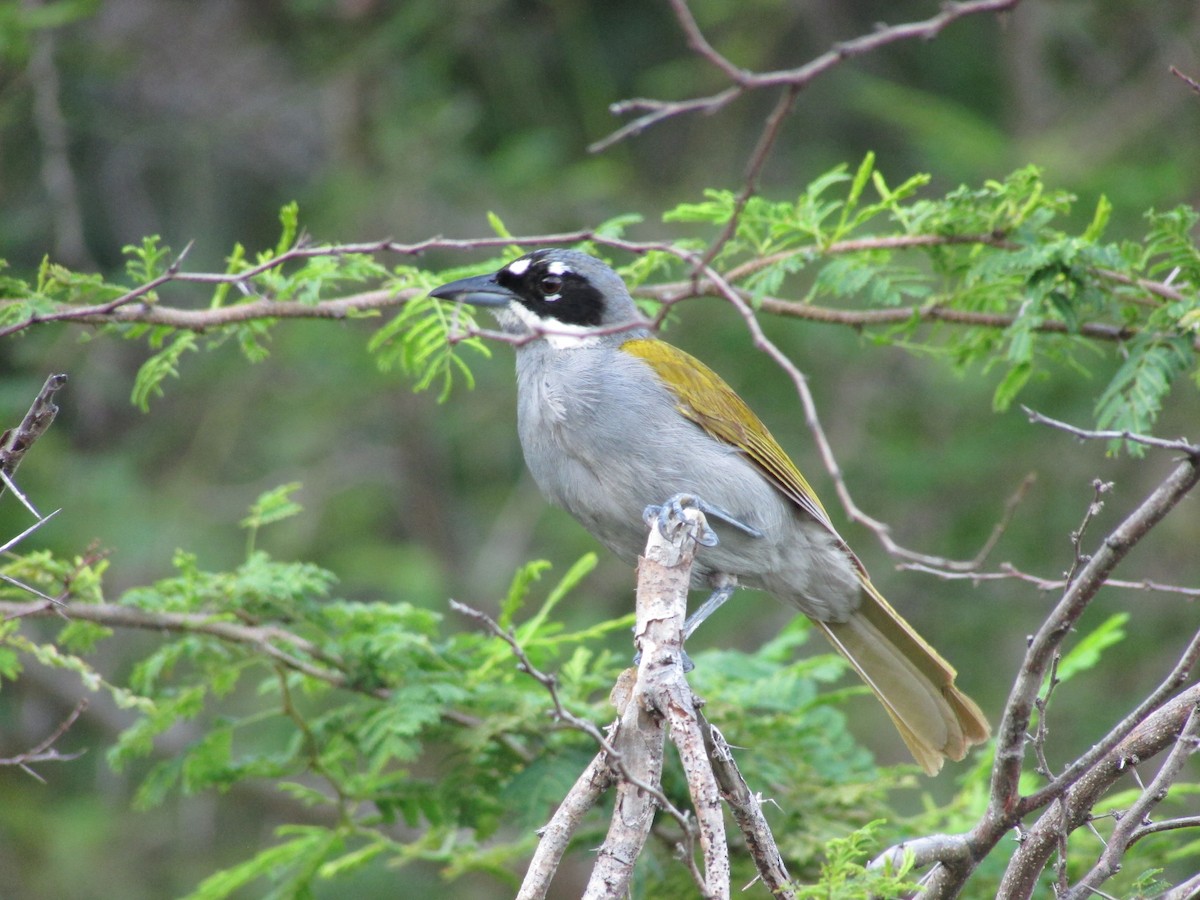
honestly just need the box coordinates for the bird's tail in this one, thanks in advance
[814,578,989,775]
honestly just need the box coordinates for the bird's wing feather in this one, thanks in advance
[621,338,833,529]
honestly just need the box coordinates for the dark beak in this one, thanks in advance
[428,272,515,307]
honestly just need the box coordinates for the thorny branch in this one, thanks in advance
[871,452,1200,898]
[1,373,68,509]
[4,4,1197,895]
[461,506,794,899]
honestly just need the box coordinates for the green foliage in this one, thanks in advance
[792,821,916,900]
[367,266,492,402]
[1053,611,1128,685]
[0,484,946,897]
[3,160,1199,896]
[3,165,1196,444]
[666,159,1199,449]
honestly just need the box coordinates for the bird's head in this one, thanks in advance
[429,249,647,348]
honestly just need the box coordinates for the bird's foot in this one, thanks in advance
[642,492,763,547]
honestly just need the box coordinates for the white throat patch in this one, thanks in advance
[505,301,601,350]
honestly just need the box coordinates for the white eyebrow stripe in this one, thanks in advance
[506,257,531,276]
[546,261,570,276]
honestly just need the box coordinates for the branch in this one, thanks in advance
[1024,406,1200,455]
[4,599,362,689]
[592,0,1022,153]
[697,710,794,896]
[995,687,1200,900]
[593,0,1020,260]
[992,456,1200,819]
[1,373,68,511]
[518,752,617,900]
[1062,703,1200,900]
[503,502,795,899]
[1170,65,1200,97]
[0,698,87,781]
[895,454,1200,897]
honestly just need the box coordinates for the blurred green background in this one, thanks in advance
[2,1,1198,897]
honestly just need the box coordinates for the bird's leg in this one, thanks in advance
[642,492,763,545]
[684,577,737,640]
[636,495,752,670]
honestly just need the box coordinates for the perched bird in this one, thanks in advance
[430,248,989,773]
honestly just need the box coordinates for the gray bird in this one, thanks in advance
[430,248,989,773]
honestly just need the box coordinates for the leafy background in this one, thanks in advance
[1,1,1199,897]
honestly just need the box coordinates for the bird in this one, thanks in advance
[430,248,989,774]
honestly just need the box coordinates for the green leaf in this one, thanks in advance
[241,483,305,532]
[318,838,390,878]
[58,620,113,654]
[1055,612,1128,684]
[516,553,597,642]
[131,331,198,411]
[1094,337,1193,452]
[1083,194,1112,242]
[182,826,336,900]
[122,235,172,285]
[275,201,300,255]
[497,559,553,629]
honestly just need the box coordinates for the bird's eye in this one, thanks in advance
[538,274,563,296]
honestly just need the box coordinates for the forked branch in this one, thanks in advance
[493,504,794,899]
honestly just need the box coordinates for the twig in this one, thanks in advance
[697,711,794,897]
[595,0,1020,263]
[991,458,1200,821]
[1023,407,1200,456]
[449,599,690,830]
[0,373,68,509]
[0,698,88,781]
[900,560,1200,598]
[1019,626,1200,815]
[1128,814,1200,841]
[700,84,801,268]
[592,0,1021,153]
[994,687,1200,900]
[1170,65,1200,97]
[871,456,1200,896]
[1065,710,1195,897]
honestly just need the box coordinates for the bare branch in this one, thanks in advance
[1024,407,1200,455]
[1063,704,1200,899]
[593,0,1022,152]
[872,456,1200,897]
[697,711,794,897]
[700,84,801,268]
[0,698,88,780]
[517,752,617,900]
[1,373,68,508]
[994,687,1200,900]
[991,457,1200,819]
[1170,65,1200,97]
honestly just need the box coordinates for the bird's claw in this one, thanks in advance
[642,493,762,547]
